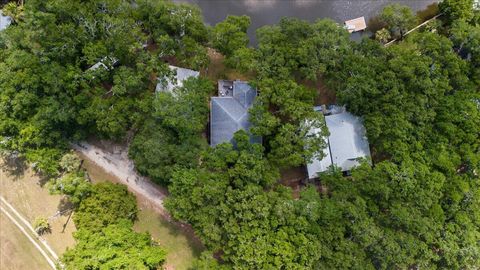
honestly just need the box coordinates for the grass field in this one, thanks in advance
[0,159,75,255]
[81,154,204,270]
[0,157,75,269]
[0,214,51,270]
[134,207,203,270]
[0,159,77,256]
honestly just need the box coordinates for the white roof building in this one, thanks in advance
[307,107,371,179]
[0,11,12,31]
[156,65,200,93]
[87,56,119,71]
[344,17,366,33]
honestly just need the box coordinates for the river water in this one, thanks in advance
[174,0,438,44]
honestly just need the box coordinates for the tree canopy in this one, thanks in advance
[379,4,418,38]
[62,220,166,270]
[73,182,138,231]
[1,1,479,269]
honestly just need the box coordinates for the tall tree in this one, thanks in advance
[62,220,166,270]
[166,132,323,268]
[250,79,328,168]
[211,15,251,57]
[379,4,418,39]
[440,0,475,23]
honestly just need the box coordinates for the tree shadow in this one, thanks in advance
[57,196,74,215]
[416,3,439,21]
[36,173,52,188]
[37,226,52,236]
[367,16,386,34]
[157,216,205,258]
[0,153,28,181]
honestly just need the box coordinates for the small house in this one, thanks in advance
[0,11,12,31]
[156,65,199,93]
[210,80,260,146]
[307,106,371,179]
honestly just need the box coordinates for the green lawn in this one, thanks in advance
[133,207,204,270]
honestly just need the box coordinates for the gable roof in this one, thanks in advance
[307,108,371,179]
[156,65,200,93]
[210,81,259,146]
[0,12,11,31]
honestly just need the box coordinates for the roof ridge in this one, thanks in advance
[212,97,246,122]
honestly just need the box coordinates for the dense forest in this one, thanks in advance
[0,0,479,269]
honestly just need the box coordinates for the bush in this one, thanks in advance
[59,151,81,173]
[33,217,51,235]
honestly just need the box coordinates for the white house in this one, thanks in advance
[0,11,12,31]
[307,106,371,179]
[156,65,199,93]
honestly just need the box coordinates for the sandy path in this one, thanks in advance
[72,142,169,216]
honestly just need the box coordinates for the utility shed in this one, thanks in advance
[307,108,371,179]
[210,80,260,146]
[344,16,366,33]
[156,65,200,93]
[0,11,12,31]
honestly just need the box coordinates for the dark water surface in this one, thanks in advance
[174,0,438,44]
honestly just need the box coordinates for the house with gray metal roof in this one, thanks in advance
[156,65,200,93]
[0,11,12,31]
[210,80,260,146]
[307,106,371,179]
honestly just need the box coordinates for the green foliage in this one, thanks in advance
[154,77,213,136]
[324,28,480,269]
[73,182,137,231]
[375,28,392,44]
[25,148,63,177]
[59,180,165,269]
[440,0,475,23]
[49,172,92,206]
[129,119,206,184]
[62,220,166,270]
[379,4,418,38]
[448,19,480,83]
[136,0,209,69]
[33,217,51,235]
[250,79,328,168]
[59,151,82,173]
[129,77,211,184]
[211,15,251,57]
[192,252,229,270]
[224,47,257,73]
[2,2,24,23]
[2,1,479,269]
[255,17,351,80]
[167,132,323,268]
[0,0,209,158]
